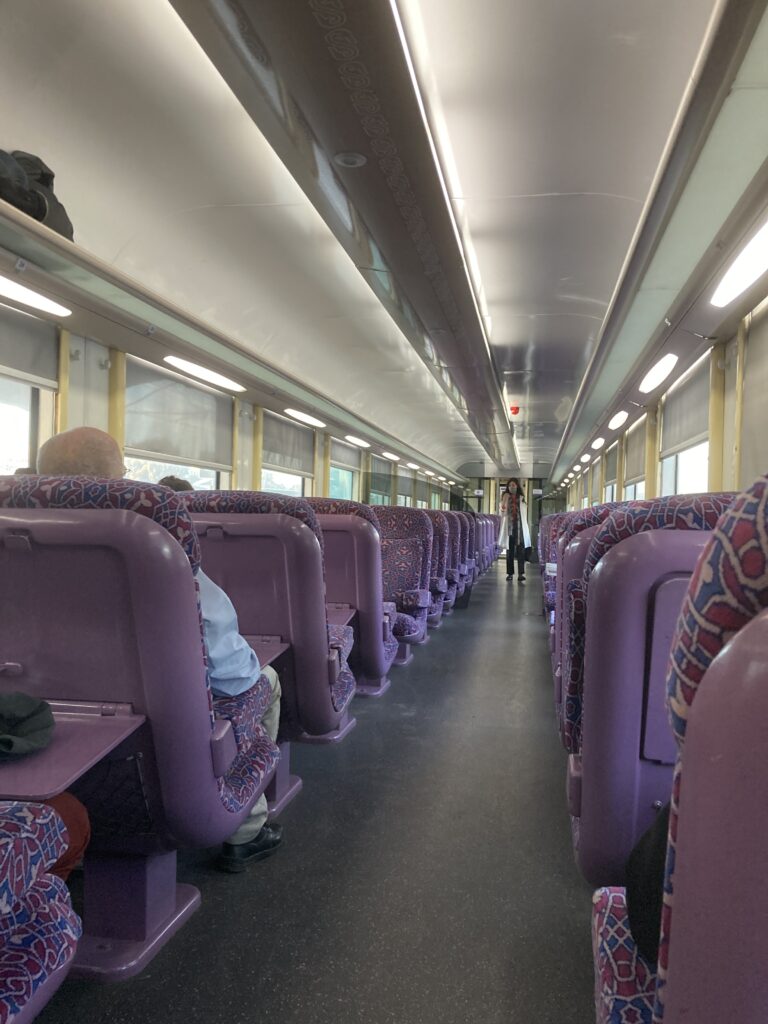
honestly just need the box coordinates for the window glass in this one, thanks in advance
[369,491,388,505]
[261,468,305,497]
[676,440,709,494]
[396,494,411,507]
[660,455,677,497]
[604,444,618,484]
[430,492,440,509]
[416,499,428,509]
[124,456,219,489]
[603,482,616,503]
[442,502,450,511]
[581,497,589,509]
[329,465,354,500]
[0,375,32,474]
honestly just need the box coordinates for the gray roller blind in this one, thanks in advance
[0,303,58,385]
[415,476,429,503]
[126,358,233,466]
[397,465,414,485]
[605,443,618,483]
[263,411,315,475]
[742,311,768,486]
[581,473,588,497]
[330,437,361,469]
[660,357,709,457]
[624,418,646,483]
[370,456,391,494]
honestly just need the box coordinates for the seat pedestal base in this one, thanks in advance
[266,741,303,816]
[354,676,392,698]
[298,711,357,745]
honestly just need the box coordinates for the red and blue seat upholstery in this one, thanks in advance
[375,507,433,661]
[0,802,81,1024]
[424,510,449,625]
[442,511,463,611]
[592,477,768,1023]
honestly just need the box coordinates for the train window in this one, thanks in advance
[0,375,33,474]
[125,359,233,473]
[604,483,616,503]
[369,492,389,505]
[396,494,412,506]
[416,499,428,509]
[124,456,221,490]
[623,481,646,501]
[660,440,709,496]
[329,465,354,500]
[430,491,441,509]
[260,468,308,497]
[368,456,392,503]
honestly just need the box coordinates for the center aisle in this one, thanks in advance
[41,562,596,1024]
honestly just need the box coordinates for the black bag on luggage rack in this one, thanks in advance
[0,149,74,240]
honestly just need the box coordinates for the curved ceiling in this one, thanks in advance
[0,0,488,471]
[398,0,723,476]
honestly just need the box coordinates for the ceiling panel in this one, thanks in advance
[401,0,721,474]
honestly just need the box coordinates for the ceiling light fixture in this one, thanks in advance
[573,465,580,473]
[284,408,327,428]
[639,353,678,394]
[406,462,420,470]
[711,218,768,308]
[580,454,591,463]
[608,410,629,430]
[381,451,400,461]
[164,355,246,392]
[438,475,446,481]
[345,435,370,448]
[425,470,435,477]
[0,273,71,318]
[448,480,455,485]
[591,437,605,450]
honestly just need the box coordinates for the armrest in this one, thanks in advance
[430,576,448,594]
[396,588,431,612]
[445,568,460,584]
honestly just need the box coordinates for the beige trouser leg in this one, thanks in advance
[226,665,281,845]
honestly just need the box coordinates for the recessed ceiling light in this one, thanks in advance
[164,355,245,392]
[591,437,605,450]
[580,454,591,463]
[438,476,446,481]
[425,470,435,477]
[448,480,455,485]
[711,219,768,308]
[381,451,400,461]
[284,408,326,428]
[608,410,629,430]
[333,151,367,169]
[572,465,580,473]
[345,435,370,448]
[406,462,420,470]
[639,353,678,394]
[0,273,71,318]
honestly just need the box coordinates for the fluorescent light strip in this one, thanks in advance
[164,355,245,392]
[712,218,768,308]
[639,353,678,394]
[388,0,502,416]
[284,408,326,428]
[345,435,371,448]
[0,273,71,317]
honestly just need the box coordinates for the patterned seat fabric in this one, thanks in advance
[442,512,462,607]
[0,802,82,1024]
[592,482,764,1023]
[376,507,433,643]
[0,476,279,815]
[186,490,357,717]
[424,511,449,616]
[563,494,736,754]
[592,887,656,1024]
[544,512,569,613]
[211,673,275,753]
[306,497,380,535]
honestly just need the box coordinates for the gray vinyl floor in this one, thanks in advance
[40,563,596,1024]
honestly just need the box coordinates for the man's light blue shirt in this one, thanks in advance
[197,570,261,697]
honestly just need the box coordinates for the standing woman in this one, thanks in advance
[500,478,530,582]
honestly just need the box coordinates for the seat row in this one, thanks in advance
[541,479,768,1022]
[0,476,500,1019]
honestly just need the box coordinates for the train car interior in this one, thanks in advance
[0,0,768,1021]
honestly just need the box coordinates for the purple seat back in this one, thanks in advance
[653,476,768,1022]
[375,506,433,592]
[442,511,463,603]
[575,529,711,885]
[424,510,449,622]
[454,512,470,583]
[0,476,276,846]
[555,524,601,726]
[563,494,737,753]
[185,491,356,733]
[308,503,398,685]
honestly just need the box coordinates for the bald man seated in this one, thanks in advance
[37,427,283,872]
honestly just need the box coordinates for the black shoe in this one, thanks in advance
[216,822,283,873]
[506,574,514,581]
[517,575,526,583]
